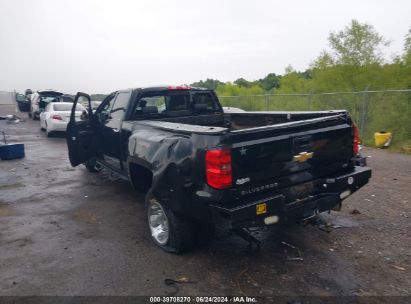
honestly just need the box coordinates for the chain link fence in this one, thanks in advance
[219,89,411,150]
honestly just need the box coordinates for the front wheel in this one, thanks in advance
[146,192,195,254]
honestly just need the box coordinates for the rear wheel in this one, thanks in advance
[146,192,195,254]
[45,122,54,137]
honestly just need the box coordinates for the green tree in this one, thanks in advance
[318,20,389,67]
[403,27,411,65]
[234,78,252,87]
[258,73,281,91]
[404,27,411,54]
[311,51,334,69]
[190,78,224,90]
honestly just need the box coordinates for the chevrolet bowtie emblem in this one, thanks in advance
[293,151,314,162]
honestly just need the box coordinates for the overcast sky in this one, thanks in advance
[0,0,409,94]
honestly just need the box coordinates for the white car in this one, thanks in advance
[40,102,86,137]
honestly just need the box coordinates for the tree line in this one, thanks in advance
[191,21,411,150]
[191,20,411,96]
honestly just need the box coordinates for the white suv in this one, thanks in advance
[29,90,63,120]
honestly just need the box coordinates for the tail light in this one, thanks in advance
[206,149,232,189]
[352,123,360,155]
[51,114,63,120]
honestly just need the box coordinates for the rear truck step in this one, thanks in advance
[209,165,371,230]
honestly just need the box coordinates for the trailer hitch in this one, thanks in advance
[233,228,261,252]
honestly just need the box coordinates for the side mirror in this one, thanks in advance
[80,110,89,121]
[71,92,92,123]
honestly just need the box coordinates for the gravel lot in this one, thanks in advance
[0,106,410,299]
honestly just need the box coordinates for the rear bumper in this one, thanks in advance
[209,165,371,229]
[47,120,68,132]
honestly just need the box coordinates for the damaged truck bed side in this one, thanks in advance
[66,86,371,253]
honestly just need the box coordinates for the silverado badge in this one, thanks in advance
[293,151,314,163]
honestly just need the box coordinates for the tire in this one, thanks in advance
[28,112,32,118]
[145,191,195,254]
[45,123,52,137]
[84,158,103,173]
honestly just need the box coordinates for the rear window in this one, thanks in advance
[60,96,74,103]
[134,90,219,117]
[53,104,84,111]
[134,91,190,116]
[40,96,59,103]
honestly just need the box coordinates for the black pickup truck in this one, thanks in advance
[66,86,371,253]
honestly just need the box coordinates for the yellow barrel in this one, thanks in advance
[374,131,392,148]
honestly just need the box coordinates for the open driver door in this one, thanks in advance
[66,92,99,167]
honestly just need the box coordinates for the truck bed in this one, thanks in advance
[134,110,348,134]
[132,110,354,200]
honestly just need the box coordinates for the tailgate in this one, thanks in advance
[229,114,354,193]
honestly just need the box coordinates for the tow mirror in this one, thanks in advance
[71,92,92,123]
[80,110,89,120]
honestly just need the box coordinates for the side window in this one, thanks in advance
[100,95,116,115]
[96,94,116,124]
[192,93,217,111]
[105,92,131,129]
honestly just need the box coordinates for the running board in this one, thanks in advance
[96,160,129,181]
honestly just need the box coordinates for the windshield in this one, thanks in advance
[53,103,85,111]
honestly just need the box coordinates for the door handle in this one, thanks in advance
[112,128,120,133]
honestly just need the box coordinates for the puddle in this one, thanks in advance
[71,210,97,224]
[0,182,25,190]
[0,205,13,216]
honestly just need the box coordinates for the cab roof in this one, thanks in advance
[136,85,210,93]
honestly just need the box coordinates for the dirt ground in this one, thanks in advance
[0,106,410,299]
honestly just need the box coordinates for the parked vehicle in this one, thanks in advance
[66,86,371,253]
[59,95,74,103]
[29,90,63,120]
[15,93,31,112]
[40,102,85,137]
